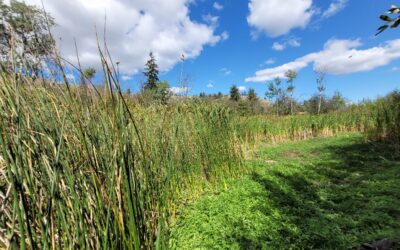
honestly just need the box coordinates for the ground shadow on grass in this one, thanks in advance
[169,136,400,249]
[248,138,400,249]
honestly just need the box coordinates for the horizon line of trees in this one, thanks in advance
[0,0,395,115]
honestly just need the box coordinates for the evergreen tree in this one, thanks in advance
[230,85,240,101]
[247,88,258,114]
[143,52,159,90]
[248,88,258,102]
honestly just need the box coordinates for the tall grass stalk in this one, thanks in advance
[238,111,369,145]
[0,52,242,248]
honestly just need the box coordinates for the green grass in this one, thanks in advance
[0,74,243,249]
[237,112,368,145]
[1,64,398,248]
[169,134,400,249]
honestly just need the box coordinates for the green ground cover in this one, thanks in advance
[170,134,400,249]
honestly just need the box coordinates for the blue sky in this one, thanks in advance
[23,0,400,102]
[159,0,400,102]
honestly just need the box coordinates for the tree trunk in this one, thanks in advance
[290,94,293,115]
[318,94,322,115]
[276,99,279,116]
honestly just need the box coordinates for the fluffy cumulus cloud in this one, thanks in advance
[246,39,400,82]
[23,0,227,76]
[322,0,348,18]
[247,0,315,37]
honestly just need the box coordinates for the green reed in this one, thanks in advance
[363,91,400,144]
[237,110,370,145]
[0,71,243,249]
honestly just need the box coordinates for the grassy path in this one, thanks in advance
[169,134,400,249]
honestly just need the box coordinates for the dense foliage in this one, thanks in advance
[0,73,243,249]
[0,0,55,76]
[1,69,399,248]
[0,2,399,248]
[364,91,400,144]
[230,85,240,102]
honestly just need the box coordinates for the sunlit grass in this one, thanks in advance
[170,134,400,249]
[0,73,243,249]
[237,110,369,145]
[0,68,398,248]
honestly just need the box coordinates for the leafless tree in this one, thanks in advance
[285,70,297,115]
[315,69,326,115]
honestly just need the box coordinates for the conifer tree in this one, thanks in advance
[143,52,159,90]
[230,85,240,101]
[248,88,258,102]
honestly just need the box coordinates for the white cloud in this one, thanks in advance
[247,0,315,37]
[122,75,132,81]
[220,67,232,75]
[265,59,275,65]
[287,38,301,47]
[272,38,301,51]
[170,86,190,95]
[207,82,214,88]
[202,13,219,27]
[66,73,76,82]
[24,0,225,77]
[238,86,246,92]
[322,0,348,18]
[220,31,229,41]
[246,38,400,82]
[213,2,223,11]
[272,42,285,51]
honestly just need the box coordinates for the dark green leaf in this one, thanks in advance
[380,15,392,22]
[391,18,400,28]
[375,25,389,36]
